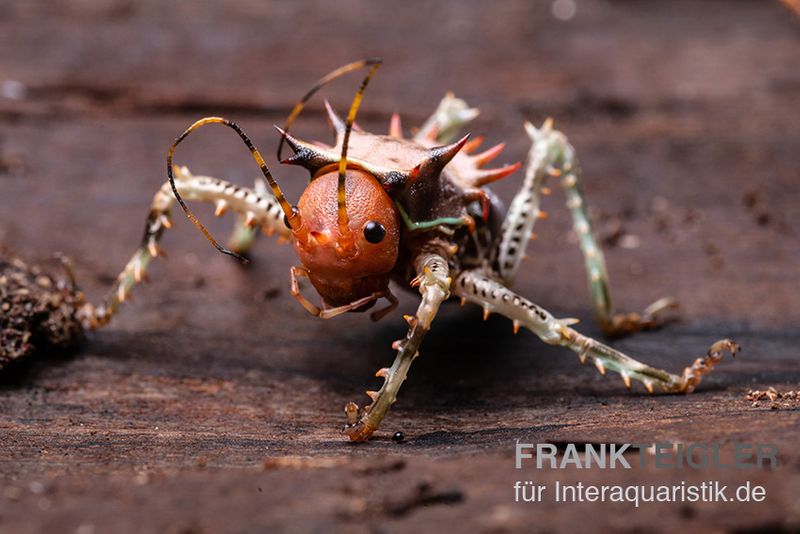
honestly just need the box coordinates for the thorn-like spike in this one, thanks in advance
[274,124,340,172]
[578,351,587,364]
[391,339,403,351]
[459,297,467,307]
[365,390,379,401]
[117,285,126,303]
[323,99,346,134]
[543,117,554,132]
[426,133,471,170]
[482,306,491,321]
[375,368,389,378]
[530,233,538,241]
[541,186,552,196]
[147,241,160,258]
[621,370,632,389]
[644,380,655,393]
[547,166,562,177]
[403,314,417,327]
[537,210,548,220]
[462,135,484,154]
[214,200,228,217]
[171,164,188,182]
[274,125,325,159]
[159,214,173,229]
[405,164,422,186]
[133,262,143,283]
[595,359,606,375]
[513,320,520,334]
[472,162,522,186]
[244,211,257,228]
[273,125,298,151]
[344,401,359,425]
[473,142,505,167]
[389,113,403,138]
[524,121,538,140]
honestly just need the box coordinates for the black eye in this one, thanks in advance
[363,221,386,244]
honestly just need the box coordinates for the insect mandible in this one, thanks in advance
[78,59,739,442]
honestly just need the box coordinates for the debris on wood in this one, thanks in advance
[747,387,800,409]
[0,251,84,369]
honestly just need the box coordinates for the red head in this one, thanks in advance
[167,60,399,316]
[291,169,399,307]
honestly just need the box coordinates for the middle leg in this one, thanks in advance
[453,269,737,393]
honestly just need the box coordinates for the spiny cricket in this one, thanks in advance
[77,59,739,442]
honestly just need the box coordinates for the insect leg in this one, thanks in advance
[78,166,291,329]
[344,247,451,442]
[495,120,554,284]
[414,92,480,145]
[289,265,385,319]
[453,270,738,393]
[226,177,271,256]
[499,120,677,336]
[370,288,398,322]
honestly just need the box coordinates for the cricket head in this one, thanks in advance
[291,168,399,307]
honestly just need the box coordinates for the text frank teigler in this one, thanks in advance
[513,441,776,507]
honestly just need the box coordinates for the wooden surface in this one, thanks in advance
[1,1,799,532]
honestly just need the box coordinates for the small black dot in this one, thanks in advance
[392,431,405,443]
[364,221,386,244]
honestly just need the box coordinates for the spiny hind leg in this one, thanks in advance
[414,92,480,144]
[345,244,451,442]
[500,119,677,336]
[453,270,738,393]
[78,166,291,328]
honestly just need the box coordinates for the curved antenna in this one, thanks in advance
[276,58,382,160]
[167,117,307,262]
[335,59,383,256]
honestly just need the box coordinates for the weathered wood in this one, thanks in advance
[1,1,798,532]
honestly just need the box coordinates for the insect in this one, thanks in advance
[77,59,738,442]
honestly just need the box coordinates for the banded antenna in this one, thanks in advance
[167,117,308,263]
[276,58,383,161]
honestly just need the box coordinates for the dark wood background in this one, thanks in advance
[1,1,798,532]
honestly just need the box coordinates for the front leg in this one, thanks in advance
[344,245,452,442]
[78,165,292,328]
[289,265,389,320]
[453,270,738,393]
